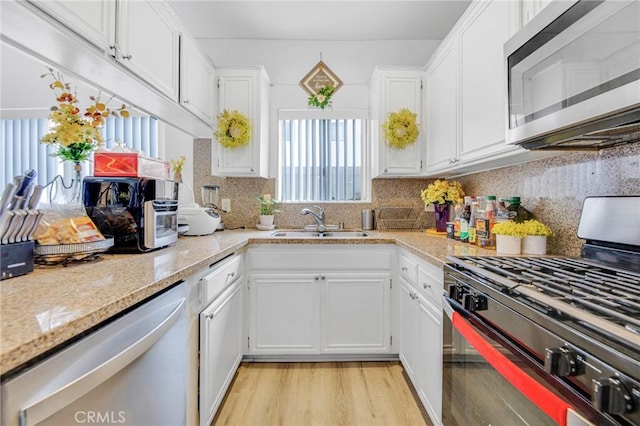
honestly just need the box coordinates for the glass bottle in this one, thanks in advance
[459,196,472,243]
[468,197,478,245]
[453,198,463,241]
[477,195,497,249]
[470,196,483,245]
[508,196,534,223]
[496,197,510,224]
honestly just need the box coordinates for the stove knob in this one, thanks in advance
[463,293,488,312]
[544,347,578,377]
[449,285,465,301]
[592,377,633,415]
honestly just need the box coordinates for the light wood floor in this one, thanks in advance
[212,361,432,426]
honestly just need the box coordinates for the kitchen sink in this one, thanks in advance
[270,231,371,238]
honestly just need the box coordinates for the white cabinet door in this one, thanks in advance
[425,38,459,173]
[117,0,180,101]
[321,273,391,353]
[459,0,521,163]
[399,277,419,384]
[214,67,270,177]
[28,0,116,51]
[417,295,443,425]
[248,274,320,354]
[370,67,424,176]
[180,34,215,125]
[199,280,243,426]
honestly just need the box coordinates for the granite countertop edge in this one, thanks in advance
[0,229,494,377]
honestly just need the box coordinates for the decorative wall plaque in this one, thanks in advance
[299,60,343,96]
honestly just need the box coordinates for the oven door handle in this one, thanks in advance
[443,296,572,426]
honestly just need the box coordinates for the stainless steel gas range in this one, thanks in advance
[442,196,639,426]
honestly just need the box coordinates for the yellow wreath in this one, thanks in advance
[382,108,419,149]
[214,109,252,149]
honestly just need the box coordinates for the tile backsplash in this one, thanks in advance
[194,138,639,256]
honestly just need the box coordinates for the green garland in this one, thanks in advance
[382,108,419,149]
[214,109,252,149]
[308,85,334,109]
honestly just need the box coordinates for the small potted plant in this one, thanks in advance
[521,219,554,255]
[256,194,279,228]
[492,221,526,255]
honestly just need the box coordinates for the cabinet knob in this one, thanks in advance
[423,282,431,289]
[122,54,133,60]
[401,267,408,272]
[314,276,319,280]
[184,99,190,104]
[320,275,326,280]
[205,312,214,320]
[227,272,235,279]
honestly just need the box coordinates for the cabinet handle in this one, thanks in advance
[205,312,214,320]
[423,282,431,289]
[183,99,190,104]
[401,267,408,272]
[320,275,326,280]
[227,272,235,279]
[122,54,133,60]
[314,276,319,280]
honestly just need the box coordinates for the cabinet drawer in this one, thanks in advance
[248,246,393,271]
[417,264,443,308]
[398,253,419,284]
[200,254,243,304]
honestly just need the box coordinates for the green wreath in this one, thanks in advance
[214,109,252,149]
[382,108,419,149]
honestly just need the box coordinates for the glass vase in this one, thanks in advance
[67,161,83,205]
[434,203,450,233]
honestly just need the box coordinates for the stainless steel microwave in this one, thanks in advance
[505,0,640,150]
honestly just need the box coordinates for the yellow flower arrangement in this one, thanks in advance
[214,109,252,149]
[492,221,527,237]
[308,85,334,109]
[420,180,464,205]
[170,155,186,174]
[40,69,129,162]
[492,219,554,237]
[382,108,419,149]
[521,219,554,237]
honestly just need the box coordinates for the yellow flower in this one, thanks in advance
[214,109,252,149]
[39,69,128,162]
[420,180,464,205]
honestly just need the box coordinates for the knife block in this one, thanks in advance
[1,240,34,280]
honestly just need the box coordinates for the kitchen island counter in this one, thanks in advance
[0,229,494,376]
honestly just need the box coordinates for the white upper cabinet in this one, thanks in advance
[117,0,180,101]
[370,67,424,177]
[180,34,215,125]
[424,0,547,176]
[425,38,460,173]
[459,0,520,163]
[520,0,552,26]
[28,0,116,51]
[213,67,270,178]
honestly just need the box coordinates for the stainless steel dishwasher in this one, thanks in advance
[1,281,196,426]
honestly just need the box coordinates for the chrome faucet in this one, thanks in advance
[301,206,325,232]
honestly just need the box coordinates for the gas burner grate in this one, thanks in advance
[452,256,640,331]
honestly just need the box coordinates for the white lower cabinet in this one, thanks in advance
[398,250,444,426]
[246,245,394,356]
[248,273,320,354]
[322,273,391,353]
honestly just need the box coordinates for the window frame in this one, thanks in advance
[276,109,371,203]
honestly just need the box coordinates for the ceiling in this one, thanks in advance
[167,0,472,42]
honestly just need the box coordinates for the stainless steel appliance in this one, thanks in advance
[83,177,178,252]
[0,281,199,426]
[505,0,640,150]
[443,196,640,425]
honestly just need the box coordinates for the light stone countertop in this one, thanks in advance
[0,229,495,377]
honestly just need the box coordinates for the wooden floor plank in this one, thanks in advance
[212,361,432,426]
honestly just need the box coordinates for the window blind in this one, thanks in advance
[0,116,158,189]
